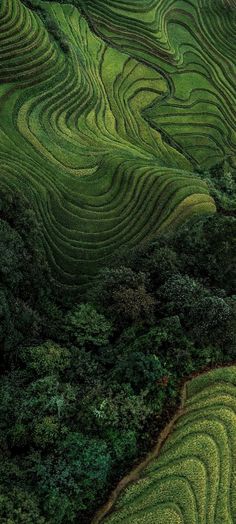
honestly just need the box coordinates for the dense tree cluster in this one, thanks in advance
[196,159,236,214]
[0,188,235,523]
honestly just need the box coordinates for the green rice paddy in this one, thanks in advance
[1,0,235,288]
[100,366,236,524]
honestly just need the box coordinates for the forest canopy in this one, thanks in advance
[0,187,235,523]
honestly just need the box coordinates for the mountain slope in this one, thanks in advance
[98,366,236,524]
[2,0,235,288]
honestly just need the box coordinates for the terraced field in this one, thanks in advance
[1,0,235,287]
[96,366,236,524]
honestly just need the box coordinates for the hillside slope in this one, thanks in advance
[1,0,236,287]
[98,366,236,524]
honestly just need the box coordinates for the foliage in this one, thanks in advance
[196,160,236,213]
[20,342,71,377]
[103,366,236,524]
[0,0,236,520]
[0,191,49,358]
[64,304,112,349]
[88,267,155,326]
[34,433,111,521]
[0,487,46,524]
[0,191,235,522]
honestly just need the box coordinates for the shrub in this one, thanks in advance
[64,304,112,348]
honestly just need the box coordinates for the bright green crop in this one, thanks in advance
[2,0,235,288]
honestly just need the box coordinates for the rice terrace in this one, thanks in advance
[3,0,234,288]
[95,366,236,524]
[0,0,235,523]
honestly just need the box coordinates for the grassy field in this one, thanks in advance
[1,0,236,287]
[97,366,236,524]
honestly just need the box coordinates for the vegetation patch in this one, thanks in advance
[98,366,236,524]
[0,189,235,522]
[4,0,236,288]
[0,1,235,522]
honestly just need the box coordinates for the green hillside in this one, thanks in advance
[99,366,236,524]
[0,2,235,522]
[5,0,236,288]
